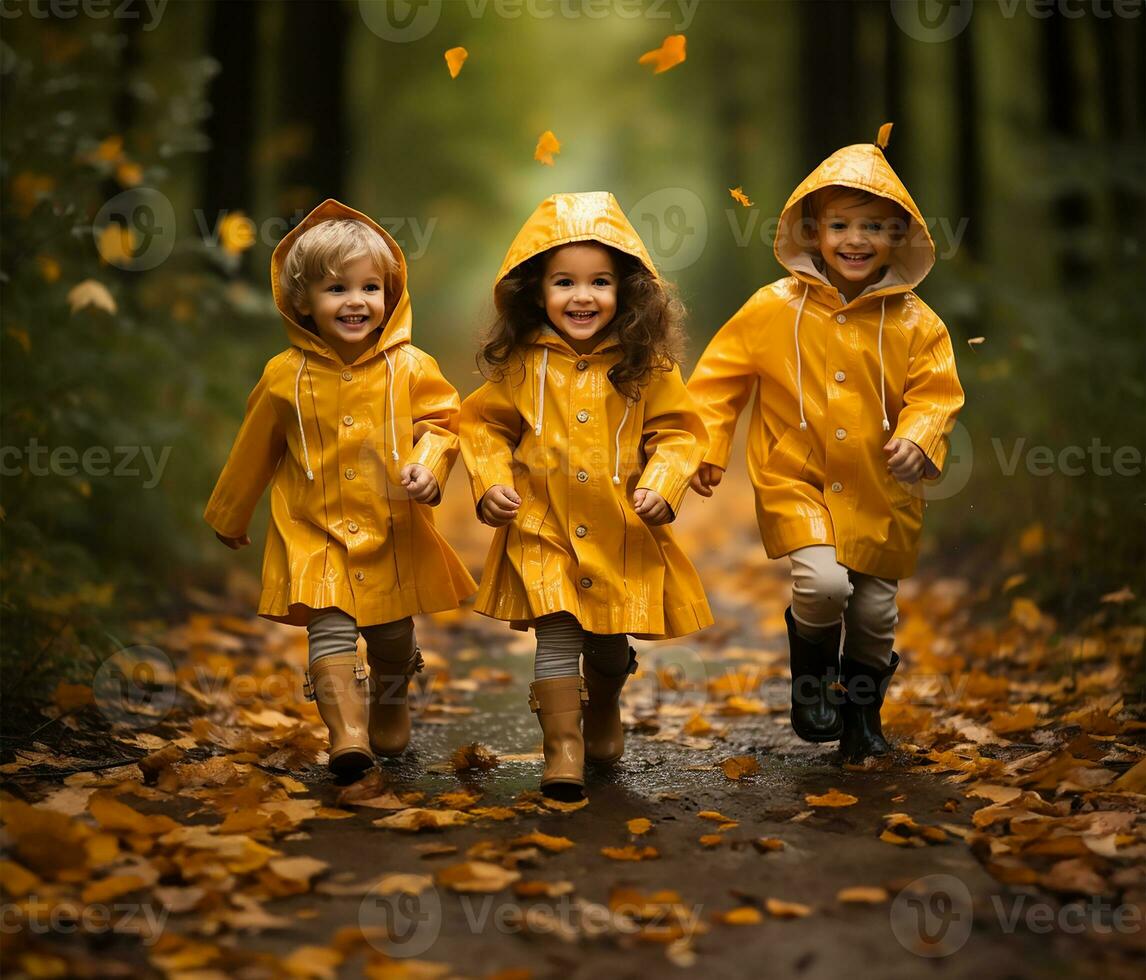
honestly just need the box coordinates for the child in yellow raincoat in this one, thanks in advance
[205,200,477,776]
[460,192,712,799]
[688,126,964,763]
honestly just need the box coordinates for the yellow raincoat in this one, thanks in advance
[204,199,477,626]
[688,134,965,580]
[459,192,713,639]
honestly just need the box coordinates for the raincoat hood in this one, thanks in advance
[271,198,412,359]
[773,124,935,298]
[494,191,659,297]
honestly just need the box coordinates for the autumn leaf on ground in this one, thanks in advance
[716,906,763,925]
[1100,586,1135,604]
[804,789,858,808]
[752,837,785,853]
[720,755,761,780]
[765,898,813,918]
[67,279,117,315]
[534,130,561,166]
[514,879,575,898]
[510,831,574,853]
[450,742,499,772]
[601,845,659,861]
[444,46,468,78]
[638,34,686,74]
[837,886,889,904]
[699,834,724,848]
[697,809,736,824]
[373,808,472,832]
[627,817,653,836]
[436,861,521,893]
[728,187,754,207]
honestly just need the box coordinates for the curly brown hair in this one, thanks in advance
[477,244,686,403]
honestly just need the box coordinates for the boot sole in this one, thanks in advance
[541,780,585,802]
[329,748,374,775]
[790,710,843,743]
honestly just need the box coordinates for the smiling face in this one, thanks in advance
[814,193,905,301]
[297,254,387,364]
[541,243,618,354]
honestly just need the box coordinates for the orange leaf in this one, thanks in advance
[444,46,468,79]
[765,897,812,918]
[627,817,653,836]
[638,34,687,74]
[837,886,889,904]
[534,130,561,166]
[804,788,858,808]
[720,755,761,780]
[728,186,754,207]
[601,845,659,861]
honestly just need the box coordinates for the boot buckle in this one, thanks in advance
[302,671,316,702]
[353,660,367,682]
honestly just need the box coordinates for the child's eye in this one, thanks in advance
[364,283,381,292]
[593,278,612,287]
[554,278,573,287]
[327,284,345,292]
[829,222,846,230]
[866,223,883,232]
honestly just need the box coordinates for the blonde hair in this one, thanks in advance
[279,219,398,317]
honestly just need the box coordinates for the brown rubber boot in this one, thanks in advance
[303,653,373,776]
[528,675,588,801]
[366,647,425,757]
[582,648,638,764]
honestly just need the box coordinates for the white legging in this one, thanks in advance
[789,545,898,667]
[306,608,416,667]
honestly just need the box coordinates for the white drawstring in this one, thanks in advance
[793,283,810,430]
[534,347,549,436]
[293,351,314,481]
[612,401,631,485]
[877,296,890,432]
[382,349,400,460]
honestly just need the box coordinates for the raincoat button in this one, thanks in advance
[831,481,843,493]
[347,521,359,533]
[834,371,846,382]
[576,360,589,371]
[576,470,589,483]
[835,428,847,440]
[343,415,354,426]
[575,525,588,537]
[836,314,846,324]
[354,571,365,582]
[579,577,592,588]
[345,467,356,480]
[576,410,589,423]
[341,370,353,381]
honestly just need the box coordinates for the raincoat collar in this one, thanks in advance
[270,198,412,363]
[773,124,935,306]
[526,323,623,357]
[494,191,659,290]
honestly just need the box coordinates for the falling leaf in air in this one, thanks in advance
[67,279,117,315]
[729,187,754,207]
[534,131,561,166]
[218,212,256,256]
[967,336,986,348]
[1100,586,1135,604]
[639,34,687,74]
[804,789,858,808]
[444,46,468,78]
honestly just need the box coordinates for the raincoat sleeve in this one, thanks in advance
[893,316,965,478]
[459,378,523,510]
[204,361,286,538]
[403,350,462,500]
[635,364,709,517]
[686,292,764,470]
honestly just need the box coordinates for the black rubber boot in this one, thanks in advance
[785,607,843,742]
[839,652,900,763]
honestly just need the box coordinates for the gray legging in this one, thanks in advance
[534,611,630,680]
[306,608,416,668]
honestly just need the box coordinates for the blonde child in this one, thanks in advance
[688,126,964,762]
[459,192,712,799]
[205,199,476,776]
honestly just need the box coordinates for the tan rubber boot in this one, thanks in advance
[303,653,373,776]
[528,675,588,800]
[366,647,424,757]
[582,648,638,764]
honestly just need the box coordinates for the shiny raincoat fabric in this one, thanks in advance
[204,199,477,626]
[687,137,965,580]
[460,192,713,639]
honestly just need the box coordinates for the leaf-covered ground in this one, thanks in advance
[2,472,1143,978]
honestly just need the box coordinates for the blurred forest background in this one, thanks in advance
[1,0,1143,704]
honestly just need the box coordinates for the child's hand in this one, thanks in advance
[634,488,673,525]
[690,462,724,498]
[480,485,521,526]
[401,463,440,504]
[215,531,250,550]
[883,438,926,483]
